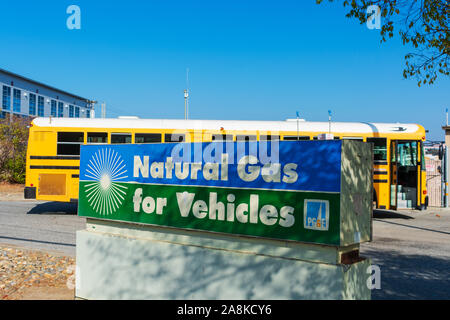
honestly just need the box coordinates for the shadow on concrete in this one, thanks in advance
[363,248,450,300]
[373,219,450,236]
[27,201,77,215]
[373,209,414,220]
[0,235,76,248]
[77,229,370,299]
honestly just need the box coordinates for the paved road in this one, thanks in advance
[1,200,450,299]
[0,200,85,256]
[361,208,450,300]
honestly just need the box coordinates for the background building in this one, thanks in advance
[0,68,96,119]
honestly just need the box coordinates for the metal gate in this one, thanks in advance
[425,157,442,207]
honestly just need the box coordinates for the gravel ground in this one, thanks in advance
[0,245,75,300]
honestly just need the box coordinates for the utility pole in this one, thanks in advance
[446,146,449,208]
[184,89,189,120]
[328,110,332,133]
[184,68,189,120]
[101,102,106,118]
[442,144,446,207]
[444,108,449,207]
[446,108,448,126]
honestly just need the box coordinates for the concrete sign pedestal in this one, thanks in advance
[76,218,370,300]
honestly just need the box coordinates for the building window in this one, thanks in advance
[86,110,91,118]
[51,100,57,117]
[38,96,44,116]
[69,105,74,118]
[29,93,36,116]
[13,88,21,112]
[75,106,80,118]
[2,86,11,110]
[58,102,64,117]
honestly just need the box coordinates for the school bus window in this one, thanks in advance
[313,136,341,140]
[165,133,185,143]
[398,141,417,166]
[343,137,363,140]
[236,135,257,142]
[135,133,161,143]
[57,132,84,143]
[87,132,108,144]
[367,138,387,161]
[260,135,280,141]
[57,132,84,155]
[421,143,426,171]
[391,141,396,162]
[212,134,233,141]
[111,133,132,144]
[283,136,310,141]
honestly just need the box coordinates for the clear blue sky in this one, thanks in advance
[0,0,448,141]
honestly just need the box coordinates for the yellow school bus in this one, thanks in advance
[24,117,428,210]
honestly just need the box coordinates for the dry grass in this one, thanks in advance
[0,182,24,194]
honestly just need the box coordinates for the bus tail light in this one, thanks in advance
[423,190,427,195]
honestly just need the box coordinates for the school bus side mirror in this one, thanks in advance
[439,145,444,160]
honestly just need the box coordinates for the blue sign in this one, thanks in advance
[304,199,329,231]
[79,140,342,193]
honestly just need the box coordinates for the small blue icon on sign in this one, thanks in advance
[304,199,329,231]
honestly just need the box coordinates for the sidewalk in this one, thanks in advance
[362,207,450,299]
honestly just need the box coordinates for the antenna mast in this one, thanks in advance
[101,102,106,118]
[184,68,189,120]
[328,109,332,133]
[446,107,448,126]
